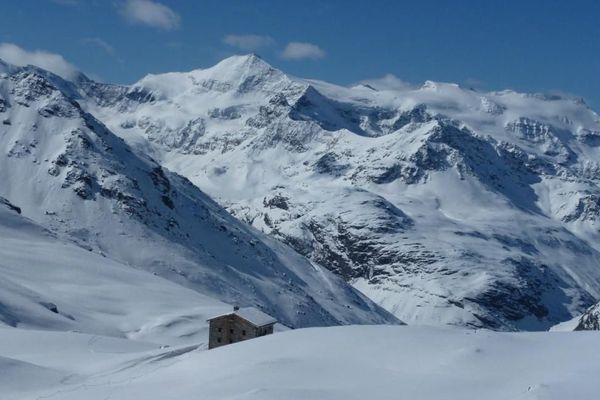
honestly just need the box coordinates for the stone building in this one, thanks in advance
[207,306,277,349]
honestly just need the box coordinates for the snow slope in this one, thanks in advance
[0,59,397,329]
[3,324,599,400]
[82,54,600,330]
[0,195,235,343]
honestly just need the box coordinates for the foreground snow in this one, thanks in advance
[2,325,599,400]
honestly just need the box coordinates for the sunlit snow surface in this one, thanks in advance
[2,325,599,400]
[0,196,231,343]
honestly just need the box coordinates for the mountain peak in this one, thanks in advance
[205,53,280,81]
[213,53,268,68]
[135,54,291,97]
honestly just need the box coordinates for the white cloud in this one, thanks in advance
[120,0,180,30]
[81,38,115,55]
[281,42,325,60]
[0,42,78,80]
[358,74,412,91]
[223,34,274,51]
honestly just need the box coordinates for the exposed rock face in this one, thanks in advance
[0,197,21,214]
[574,303,600,331]
[8,54,600,330]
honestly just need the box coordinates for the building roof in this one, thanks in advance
[208,307,277,327]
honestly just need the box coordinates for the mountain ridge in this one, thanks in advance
[78,54,600,330]
[0,59,398,331]
[4,54,600,330]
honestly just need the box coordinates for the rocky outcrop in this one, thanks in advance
[574,303,600,330]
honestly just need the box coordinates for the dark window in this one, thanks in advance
[218,327,222,333]
[230,329,234,334]
[229,339,233,343]
[242,330,246,336]
[217,338,221,343]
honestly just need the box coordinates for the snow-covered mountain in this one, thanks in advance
[0,58,397,330]
[74,54,600,331]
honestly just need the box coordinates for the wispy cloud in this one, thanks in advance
[120,0,180,30]
[358,74,412,91]
[0,42,78,80]
[81,37,115,55]
[281,42,325,60]
[223,34,274,51]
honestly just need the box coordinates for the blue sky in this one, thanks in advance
[1,0,599,109]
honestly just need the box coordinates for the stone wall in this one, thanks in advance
[209,315,274,349]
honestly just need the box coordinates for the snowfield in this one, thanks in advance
[2,325,599,400]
